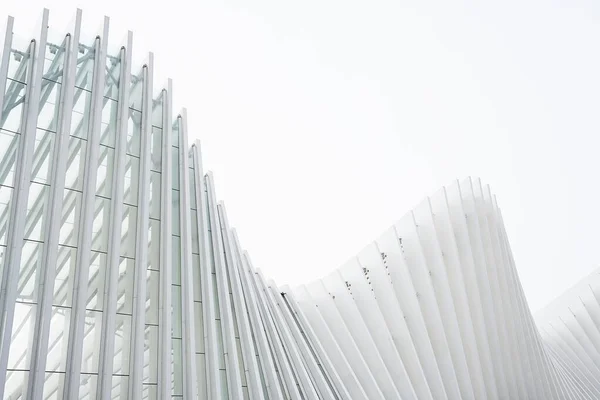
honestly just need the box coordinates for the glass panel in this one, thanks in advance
[190,210,199,254]
[104,57,121,100]
[151,92,163,128]
[111,375,128,399]
[120,205,138,259]
[171,285,182,339]
[194,301,204,352]
[75,45,95,92]
[0,186,13,245]
[145,270,159,325]
[46,306,71,372]
[147,219,160,272]
[143,325,159,383]
[127,108,141,157]
[4,370,27,399]
[7,302,35,370]
[80,310,103,373]
[43,40,66,84]
[24,181,48,242]
[172,189,180,235]
[129,73,143,112]
[96,146,115,198]
[17,240,41,302]
[53,246,77,307]
[43,372,66,399]
[171,338,183,395]
[150,127,162,172]
[142,384,157,400]
[86,251,107,311]
[38,79,61,132]
[2,79,27,133]
[196,353,207,398]
[172,236,181,285]
[100,97,118,148]
[116,257,135,315]
[7,42,30,83]
[70,88,92,139]
[59,189,82,247]
[124,155,139,206]
[149,171,161,220]
[113,313,132,375]
[0,129,20,187]
[31,128,55,184]
[171,147,179,190]
[64,136,86,191]
[172,120,180,148]
[79,373,98,399]
[188,166,197,209]
[192,254,201,302]
[91,197,111,253]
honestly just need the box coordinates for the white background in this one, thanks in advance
[3,0,599,312]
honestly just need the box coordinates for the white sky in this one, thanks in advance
[3,0,600,312]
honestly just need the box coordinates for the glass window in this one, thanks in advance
[70,88,92,139]
[17,240,42,303]
[4,370,27,399]
[111,375,129,399]
[188,165,197,210]
[143,325,159,384]
[91,197,111,253]
[86,251,107,311]
[31,128,55,184]
[100,97,118,148]
[79,373,98,399]
[53,246,77,307]
[127,108,142,157]
[59,189,82,247]
[171,147,180,190]
[64,136,86,191]
[38,79,61,132]
[145,270,159,325]
[194,301,204,352]
[43,372,66,399]
[80,310,103,374]
[172,189,180,235]
[171,285,182,339]
[172,236,181,285]
[124,155,140,206]
[120,205,138,259]
[192,254,201,302]
[171,338,183,395]
[190,210,199,255]
[7,302,36,370]
[46,307,71,372]
[129,74,143,112]
[0,186,13,246]
[149,171,161,220]
[0,129,19,188]
[104,57,121,100]
[24,181,49,242]
[150,127,162,172]
[117,257,135,315]
[96,145,115,198]
[2,79,27,133]
[147,219,160,272]
[112,313,132,375]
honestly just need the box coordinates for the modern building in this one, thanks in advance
[0,8,598,399]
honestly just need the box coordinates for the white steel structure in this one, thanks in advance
[0,8,598,400]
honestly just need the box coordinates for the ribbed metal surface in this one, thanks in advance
[0,8,596,399]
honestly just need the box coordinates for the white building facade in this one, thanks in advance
[0,8,596,399]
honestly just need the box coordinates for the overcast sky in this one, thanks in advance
[4,0,600,312]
